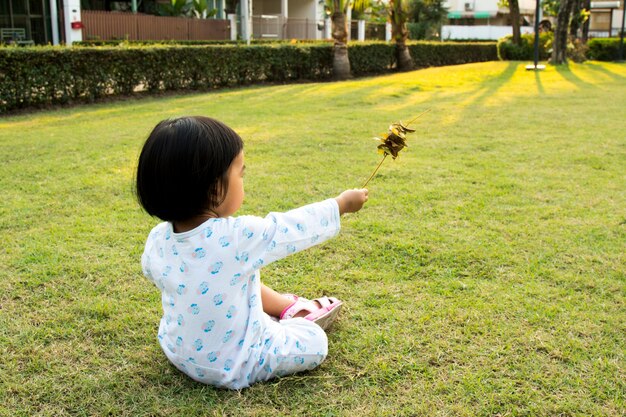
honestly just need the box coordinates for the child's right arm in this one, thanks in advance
[335,188,369,215]
[236,190,368,272]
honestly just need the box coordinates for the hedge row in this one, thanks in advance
[497,34,625,62]
[587,38,624,61]
[0,41,496,113]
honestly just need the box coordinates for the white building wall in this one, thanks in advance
[442,24,534,40]
[445,0,536,15]
[252,0,281,15]
[289,0,316,19]
[445,0,499,14]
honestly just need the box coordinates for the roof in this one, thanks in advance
[447,11,498,18]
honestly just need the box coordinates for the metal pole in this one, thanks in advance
[526,0,545,69]
[533,0,541,67]
[619,1,625,60]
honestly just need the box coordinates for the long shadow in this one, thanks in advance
[554,62,594,89]
[534,70,545,94]
[370,62,521,123]
[465,61,519,108]
[584,61,626,82]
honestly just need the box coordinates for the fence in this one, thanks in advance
[251,15,319,40]
[81,11,230,41]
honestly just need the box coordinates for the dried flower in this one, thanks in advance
[375,121,415,159]
[362,110,429,188]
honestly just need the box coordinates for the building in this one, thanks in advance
[0,0,326,44]
[0,0,59,44]
[443,0,625,40]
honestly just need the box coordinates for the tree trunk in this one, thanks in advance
[390,1,413,71]
[331,10,351,79]
[551,0,577,64]
[396,42,413,71]
[581,0,591,43]
[509,0,522,46]
[569,0,582,38]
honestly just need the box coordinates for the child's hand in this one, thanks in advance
[335,189,369,215]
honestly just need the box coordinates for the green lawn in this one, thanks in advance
[1,61,625,416]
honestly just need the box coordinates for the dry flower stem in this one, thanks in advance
[362,154,388,188]
[361,109,431,188]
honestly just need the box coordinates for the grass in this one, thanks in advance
[1,60,625,416]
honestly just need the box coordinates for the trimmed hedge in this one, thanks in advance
[409,41,498,67]
[497,33,551,61]
[0,44,333,112]
[348,42,396,76]
[587,38,623,61]
[0,41,497,113]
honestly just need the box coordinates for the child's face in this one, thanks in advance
[214,151,245,217]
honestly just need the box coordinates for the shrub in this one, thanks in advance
[0,41,497,113]
[567,38,589,63]
[0,44,333,112]
[348,42,395,75]
[410,41,498,67]
[587,38,622,61]
[497,33,551,61]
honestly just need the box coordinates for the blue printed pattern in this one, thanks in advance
[141,198,340,389]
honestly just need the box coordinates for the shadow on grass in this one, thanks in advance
[553,62,595,89]
[467,61,519,107]
[535,70,545,94]
[584,61,626,82]
[354,62,521,130]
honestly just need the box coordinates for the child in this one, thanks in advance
[136,116,368,389]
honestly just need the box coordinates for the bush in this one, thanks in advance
[0,41,497,113]
[587,38,622,61]
[348,42,395,75]
[497,33,551,61]
[0,44,333,112]
[407,22,429,40]
[410,41,498,67]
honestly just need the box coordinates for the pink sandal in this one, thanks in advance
[279,294,343,330]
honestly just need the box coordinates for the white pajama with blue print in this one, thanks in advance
[141,198,341,389]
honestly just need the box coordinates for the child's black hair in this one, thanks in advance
[136,116,244,222]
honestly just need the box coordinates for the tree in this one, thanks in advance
[569,0,590,39]
[543,0,591,42]
[509,0,522,45]
[327,0,370,80]
[551,0,577,64]
[158,0,193,17]
[192,0,218,18]
[498,0,522,45]
[408,0,448,40]
[389,0,413,71]
[580,0,591,42]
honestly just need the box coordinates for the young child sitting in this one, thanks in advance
[136,116,368,389]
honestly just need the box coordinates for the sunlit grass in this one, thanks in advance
[1,61,625,416]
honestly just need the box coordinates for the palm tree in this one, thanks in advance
[327,0,370,80]
[389,0,413,71]
[509,0,522,45]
